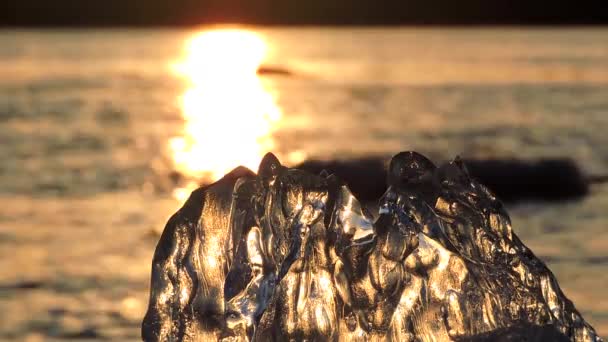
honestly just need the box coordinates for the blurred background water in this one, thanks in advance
[0,27,607,340]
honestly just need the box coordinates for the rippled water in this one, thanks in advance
[0,27,607,340]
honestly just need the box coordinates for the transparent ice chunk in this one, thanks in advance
[142,152,602,342]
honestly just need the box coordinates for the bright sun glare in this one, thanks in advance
[169,29,282,199]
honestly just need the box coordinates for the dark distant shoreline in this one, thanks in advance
[1,24,608,29]
[1,0,607,28]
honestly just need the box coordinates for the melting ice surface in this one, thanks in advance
[142,151,602,341]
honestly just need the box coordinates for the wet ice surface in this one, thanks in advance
[1,185,607,340]
[142,152,601,341]
[0,28,607,340]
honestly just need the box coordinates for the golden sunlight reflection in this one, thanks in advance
[169,29,284,200]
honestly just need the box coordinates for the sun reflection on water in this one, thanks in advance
[169,29,282,200]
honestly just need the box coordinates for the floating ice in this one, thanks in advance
[142,151,601,341]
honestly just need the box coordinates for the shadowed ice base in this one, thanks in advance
[142,151,601,341]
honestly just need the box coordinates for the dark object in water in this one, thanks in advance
[143,151,600,341]
[466,159,589,202]
[298,157,590,203]
[60,327,101,339]
[256,65,293,76]
[0,280,44,290]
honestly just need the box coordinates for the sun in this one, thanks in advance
[169,29,282,198]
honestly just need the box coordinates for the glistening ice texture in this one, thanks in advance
[142,152,601,341]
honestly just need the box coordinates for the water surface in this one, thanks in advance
[0,27,607,340]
